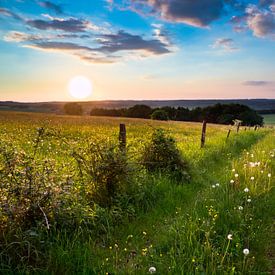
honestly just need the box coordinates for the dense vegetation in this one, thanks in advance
[90,103,263,126]
[0,111,274,274]
[64,102,83,115]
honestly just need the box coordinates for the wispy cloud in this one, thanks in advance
[243,80,272,86]
[98,30,171,55]
[212,38,239,52]
[38,1,63,14]
[26,17,95,32]
[4,27,172,64]
[0,7,23,20]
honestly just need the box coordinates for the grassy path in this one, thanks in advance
[46,130,274,274]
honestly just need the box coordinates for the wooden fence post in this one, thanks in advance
[119,123,126,151]
[201,120,207,148]
[237,123,240,133]
[226,129,231,140]
[254,125,258,131]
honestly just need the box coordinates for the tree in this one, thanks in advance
[64,102,83,115]
[151,109,169,121]
[126,105,152,119]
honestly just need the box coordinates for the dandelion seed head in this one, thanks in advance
[250,176,255,181]
[230,180,235,184]
[268,173,271,178]
[243,248,249,256]
[244,188,249,193]
[238,206,243,211]
[227,234,233,240]
[235,173,239,178]
[149,266,156,273]
[247,199,251,203]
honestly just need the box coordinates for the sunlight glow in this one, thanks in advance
[68,76,92,99]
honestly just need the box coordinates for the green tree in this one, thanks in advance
[64,102,83,115]
[151,109,169,121]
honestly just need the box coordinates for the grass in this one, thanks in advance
[263,114,275,125]
[0,111,274,274]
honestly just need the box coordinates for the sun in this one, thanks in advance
[68,76,93,99]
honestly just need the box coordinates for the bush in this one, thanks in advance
[151,109,169,121]
[64,102,83,115]
[141,129,190,181]
[72,142,135,207]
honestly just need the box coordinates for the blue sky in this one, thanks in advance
[0,0,274,101]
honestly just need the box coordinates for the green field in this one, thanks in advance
[264,114,275,125]
[0,111,274,274]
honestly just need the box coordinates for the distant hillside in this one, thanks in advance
[0,99,275,115]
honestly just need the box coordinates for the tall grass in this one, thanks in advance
[0,111,274,274]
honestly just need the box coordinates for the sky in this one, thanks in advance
[0,0,274,102]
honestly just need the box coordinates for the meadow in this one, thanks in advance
[263,114,275,125]
[0,111,274,274]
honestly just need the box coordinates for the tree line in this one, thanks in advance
[88,103,263,126]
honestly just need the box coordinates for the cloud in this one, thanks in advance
[212,38,239,52]
[3,31,43,42]
[243,80,271,86]
[4,27,172,64]
[24,41,116,63]
[246,7,275,38]
[231,3,275,38]
[127,0,225,27]
[259,0,275,7]
[0,7,23,20]
[38,1,63,14]
[98,30,171,55]
[26,17,93,32]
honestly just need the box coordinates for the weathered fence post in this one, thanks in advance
[254,125,258,131]
[226,129,231,140]
[200,120,207,148]
[119,123,126,151]
[237,123,240,133]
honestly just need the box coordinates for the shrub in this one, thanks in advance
[64,102,83,115]
[72,142,135,207]
[141,129,190,181]
[151,109,169,121]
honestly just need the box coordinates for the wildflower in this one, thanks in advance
[261,170,264,173]
[232,168,236,172]
[238,206,243,211]
[212,185,216,188]
[244,187,249,193]
[216,183,220,187]
[230,180,235,184]
[235,173,239,178]
[243,248,250,256]
[247,199,251,203]
[143,231,147,236]
[149,266,156,273]
[250,176,255,181]
[227,234,233,240]
[268,173,271,178]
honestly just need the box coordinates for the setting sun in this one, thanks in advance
[68,76,92,99]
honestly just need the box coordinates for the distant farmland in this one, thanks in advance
[263,114,275,125]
